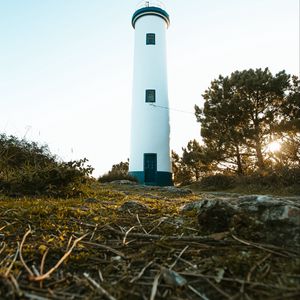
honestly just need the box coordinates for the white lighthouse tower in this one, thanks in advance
[129,1,172,186]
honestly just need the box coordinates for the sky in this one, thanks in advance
[0,0,299,176]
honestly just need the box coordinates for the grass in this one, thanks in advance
[0,182,299,299]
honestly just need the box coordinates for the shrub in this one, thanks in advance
[0,134,94,197]
[98,160,138,183]
[199,174,236,190]
[98,172,138,183]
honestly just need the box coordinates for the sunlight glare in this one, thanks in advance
[266,141,281,153]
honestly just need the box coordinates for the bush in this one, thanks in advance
[98,172,138,183]
[199,174,236,190]
[0,134,94,197]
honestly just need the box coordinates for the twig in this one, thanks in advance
[180,272,300,291]
[246,253,272,282]
[84,272,117,300]
[123,226,136,245]
[150,271,161,300]
[169,245,189,270]
[4,242,19,277]
[136,214,148,234]
[231,234,288,257]
[39,247,48,288]
[188,285,210,300]
[106,225,231,244]
[9,273,22,297]
[130,260,155,283]
[40,248,49,276]
[66,236,73,251]
[148,217,168,234]
[204,277,232,299]
[98,269,104,282]
[0,242,6,255]
[90,223,98,241]
[80,240,126,258]
[31,233,88,281]
[19,229,34,276]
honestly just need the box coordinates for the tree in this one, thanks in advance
[172,150,193,186]
[181,140,212,181]
[195,68,294,172]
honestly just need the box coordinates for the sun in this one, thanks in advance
[266,141,281,153]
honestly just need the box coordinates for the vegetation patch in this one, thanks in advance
[0,183,299,299]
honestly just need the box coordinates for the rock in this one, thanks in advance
[110,180,137,185]
[181,194,300,246]
[84,198,99,203]
[118,201,149,213]
[162,186,193,195]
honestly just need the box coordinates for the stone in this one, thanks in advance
[110,180,137,185]
[162,186,193,195]
[84,198,99,203]
[181,194,300,246]
[118,201,149,213]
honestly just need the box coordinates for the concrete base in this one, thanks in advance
[129,171,173,186]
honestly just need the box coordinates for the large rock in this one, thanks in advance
[181,194,300,246]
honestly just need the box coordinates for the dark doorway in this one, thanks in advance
[144,153,157,184]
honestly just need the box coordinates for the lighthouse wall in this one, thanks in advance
[129,13,172,185]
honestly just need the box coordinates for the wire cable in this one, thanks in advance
[149,104,194,115]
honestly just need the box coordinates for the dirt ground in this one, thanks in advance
[0,183,299,299]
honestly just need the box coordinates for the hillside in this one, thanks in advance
[0,182,299,300]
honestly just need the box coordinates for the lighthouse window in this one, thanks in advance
[145,89,156,102]
[146,33,155,45]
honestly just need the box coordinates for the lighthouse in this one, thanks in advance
[129,1,172,186]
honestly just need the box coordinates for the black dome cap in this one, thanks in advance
[132,6,170,28]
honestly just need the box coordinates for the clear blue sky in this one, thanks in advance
[0,0,299,176]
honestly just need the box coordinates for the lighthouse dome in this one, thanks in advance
[132,1,170,28]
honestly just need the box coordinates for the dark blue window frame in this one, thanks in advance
[146,33,155,45]
[145,89,156,103]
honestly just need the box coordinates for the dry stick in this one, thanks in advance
[169,245,189,270]
[148,217,168,234]
[80,240,126,258]
[39,248,49,276]
[136,214,148,234]
[83,272,117,300]
[123,226,136,245]
[19,229,34,276]
[98,269,104,282]
[246,253,272,282]
[9,273,22,297]
[90,223,98,241]
[4,242,19,277]
[179,272,300,291]
[203,277,232,300]
[66,236,73,251]
[231,234,288,258]
[130,260,155,283]
[188,285,210,300]
[150,271,161,300]
[31,233,88,281]
[39,248,49,288]
[0,242,6,255]
[106,225,230,244]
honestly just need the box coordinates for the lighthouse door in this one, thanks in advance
[144,153,157,184]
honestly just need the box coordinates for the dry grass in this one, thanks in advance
[0,183,299,299]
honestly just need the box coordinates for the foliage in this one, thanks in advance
[172,141,215,185]
[98,160,138,183]
[195,68,299,173]
[0,134,94,197]
[199,174,236,190]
